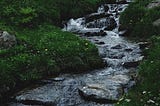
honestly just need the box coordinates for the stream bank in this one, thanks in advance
[8,1,145,106]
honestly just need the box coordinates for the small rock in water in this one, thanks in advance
[125,48,133,52]
[99,30,107,36]
[109,53,125,59]
[104,5,109,12]
[111,44,122,49]
[122,61,140,68]
[94,39,99,42]
[95,41,105,45]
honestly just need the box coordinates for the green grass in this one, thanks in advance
[117,0,160,106]
[0,0,102,27]
[0,23,104,101]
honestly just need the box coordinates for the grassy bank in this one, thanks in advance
[120,0,160,39]
[0,0,106,102]
[117,0,160,106]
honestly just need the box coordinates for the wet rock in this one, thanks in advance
[147,0,160,9]
[125,48,133,52]
[111,44,122,49]
[95,41,105,45]
[86,17,117,29]
[138,42,150,49]
[104,5,109,12]
[78,84,118,103]
[15,79,85,106]
[104,18,117,31]
[99,30,107,36]
[85,30,107,37]
[0,31,17,49]
[85,13,112,23]
[122,61,140,68]
[109,53,125,59]
[153,18,160,27]
[94,39,99,42]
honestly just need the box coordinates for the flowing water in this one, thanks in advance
[9,1,144,106]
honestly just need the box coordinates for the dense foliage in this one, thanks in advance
[120,0,160,38]
[0,0,102,27]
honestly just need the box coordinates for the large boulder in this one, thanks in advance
[78,75,130,103]
[0,31,16,49]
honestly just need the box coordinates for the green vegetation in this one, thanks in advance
[0,0,102,27]
[0,0,106,101]
[117,0,160,106]
[120,0,160,38]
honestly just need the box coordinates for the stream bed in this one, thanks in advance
[9,1,144,106]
